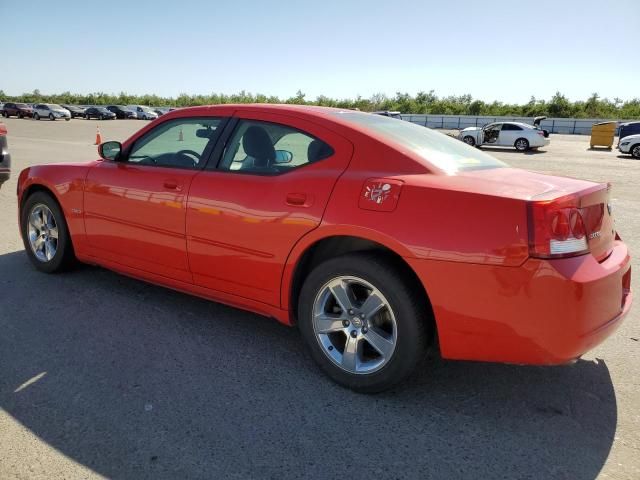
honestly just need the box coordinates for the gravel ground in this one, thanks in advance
[0,118,638,480]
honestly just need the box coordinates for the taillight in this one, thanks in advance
[528,198,589,258]
[537,131,545,137]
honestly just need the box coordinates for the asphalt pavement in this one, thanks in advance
[0,117,638,479]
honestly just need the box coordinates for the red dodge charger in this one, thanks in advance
[17,105,632,392]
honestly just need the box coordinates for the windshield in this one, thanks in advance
[47,104,63,109]
[334,112,507,174]
[16,103,29,108]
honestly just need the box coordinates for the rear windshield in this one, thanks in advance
[333,111,507,174]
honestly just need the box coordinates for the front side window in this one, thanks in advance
[219,120,333,175]
[127,118,223,169]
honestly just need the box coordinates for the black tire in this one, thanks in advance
[631,144,640,159]
[515,138,530,151]
[49,113,55,121]
[85,114,90,120]
[18,112,24,119]
[462,135,475,146]
[34,113,40,120]
[1,111,7,118]
[298,252,430,393]
[21,191,76,273]
[65,117,70,121]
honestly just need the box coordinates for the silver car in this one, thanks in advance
[33,104,71,121]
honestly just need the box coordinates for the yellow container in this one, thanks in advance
[590,121,617,149]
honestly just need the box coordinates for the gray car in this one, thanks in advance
[0,122,11,188]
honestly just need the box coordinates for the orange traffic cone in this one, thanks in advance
[178,128,184,141]
[95,126,102,145]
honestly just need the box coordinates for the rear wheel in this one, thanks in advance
[298,253,430,393]
[21,191,76,273]
[515,138,530,151]
[463,135,475,146]
[631,144,640,159]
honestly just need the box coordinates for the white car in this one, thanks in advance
[33,103,71,121]
[618,134,640,159]
[127,105,158,120]
[459,121,549,151]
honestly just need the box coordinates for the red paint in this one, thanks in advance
[17,104,633,365]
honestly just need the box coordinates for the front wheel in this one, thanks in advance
[21,191,76,273]
[631,144,640,159]
[298,253,430,393]
[34,113,40,120]
[49,113,55,121]
[515,138,530,151]
[462,135,476,147]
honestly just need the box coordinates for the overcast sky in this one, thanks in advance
[2,0,637,103]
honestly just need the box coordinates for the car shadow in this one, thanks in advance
[0,250,617,479]
[479,146,545,155]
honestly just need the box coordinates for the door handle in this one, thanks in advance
[286,193,307,206]
[163,180,182,191]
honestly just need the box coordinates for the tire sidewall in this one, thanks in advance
[631,144,640,159]
[515,138,529,151]
[21,191,73,273]
[298,254,427,392]
[463,136,475,146]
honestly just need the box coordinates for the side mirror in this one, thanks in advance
[98,141,122,161]
[274,150,293,164]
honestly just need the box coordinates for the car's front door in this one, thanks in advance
[186,112,353,307]
[84,116,226,283]
[482,123,502,145]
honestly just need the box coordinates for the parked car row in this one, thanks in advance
[0,102,176,121]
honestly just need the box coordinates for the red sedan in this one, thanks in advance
[17,105,632,392]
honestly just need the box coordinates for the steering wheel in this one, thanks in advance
[176,150,201,162]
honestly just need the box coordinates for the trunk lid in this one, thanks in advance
[455,168,614,260]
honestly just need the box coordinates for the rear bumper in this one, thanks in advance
[408,240,632,365]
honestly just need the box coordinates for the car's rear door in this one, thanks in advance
[83,116,227,283]
[186,111,353,307]
[499,123,522,146]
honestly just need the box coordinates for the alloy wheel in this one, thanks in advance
[27,204,58,262]
[312,276,397,374]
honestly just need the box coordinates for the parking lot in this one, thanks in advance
[0,117,638,479]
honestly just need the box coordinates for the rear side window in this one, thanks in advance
[333,111,506,174]
[218,120,333,175]
[502,124,523,131]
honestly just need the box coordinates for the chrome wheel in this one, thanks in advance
[312,276,397,374]
[463,136,475,146]
[515,138,529,151]
[632,145,640,159]
[27,204,58,262]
